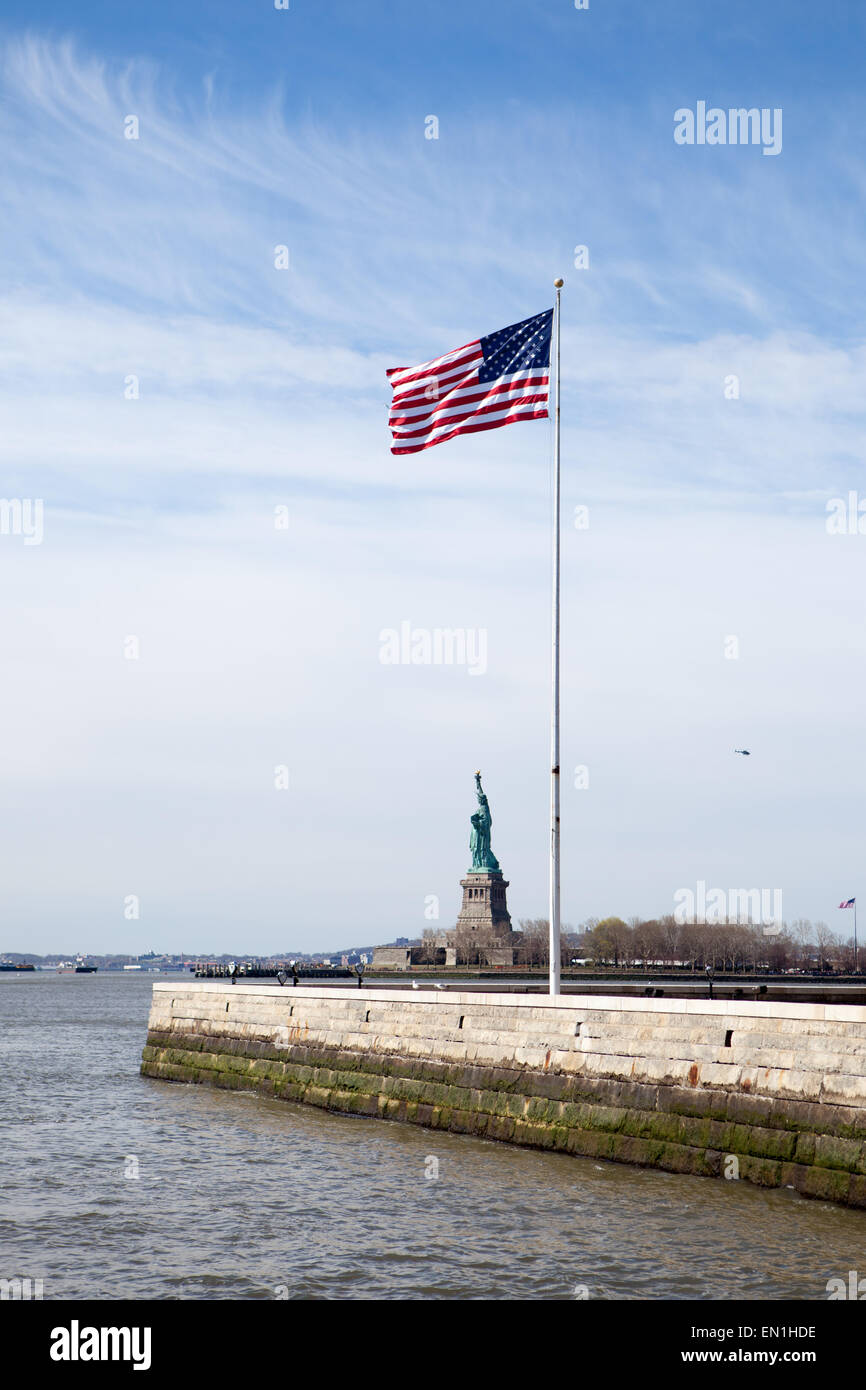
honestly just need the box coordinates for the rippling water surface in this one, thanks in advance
[2,973,866,1300]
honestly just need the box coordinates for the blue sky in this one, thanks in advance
[2,1,866,954]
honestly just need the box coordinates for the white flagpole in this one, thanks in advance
[549,278,564,995]
[855,899,859,974]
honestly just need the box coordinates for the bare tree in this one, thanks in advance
[631,919,656,971]
[585,917,632,967]
[516,919,549,968]
[657,914,681,967]
[814,921,837,973]
[790,919,813,972]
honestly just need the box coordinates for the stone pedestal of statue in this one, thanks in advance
[455,872,513,937]
[453,870,519,965]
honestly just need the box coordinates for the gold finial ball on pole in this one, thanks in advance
[554,277,564,288]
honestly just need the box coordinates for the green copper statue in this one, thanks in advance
[469,771,500,872]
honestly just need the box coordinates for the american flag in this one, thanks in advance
[386,309,553,455]
[839,898,856,908]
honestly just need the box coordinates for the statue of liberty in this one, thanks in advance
[469,771,500,872]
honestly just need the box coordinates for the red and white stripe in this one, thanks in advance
[387,337,549,455]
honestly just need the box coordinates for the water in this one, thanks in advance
[2,972,866,1300]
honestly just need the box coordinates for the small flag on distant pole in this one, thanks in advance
[386,309,553,455]
[839,898,858,974]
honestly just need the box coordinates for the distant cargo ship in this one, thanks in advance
[0,962,35,972]
[75,965,98,974]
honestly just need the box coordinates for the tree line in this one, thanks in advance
[516,916,860,973]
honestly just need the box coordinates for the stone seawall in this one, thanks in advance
[141,983,866,1208]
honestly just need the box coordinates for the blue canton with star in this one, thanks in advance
[478,309,553,382]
